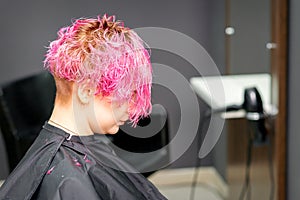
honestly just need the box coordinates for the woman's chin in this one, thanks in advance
[106,125,120,134]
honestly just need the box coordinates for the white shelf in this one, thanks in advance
[190,73,277,118]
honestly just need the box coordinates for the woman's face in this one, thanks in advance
[90,95,129,134]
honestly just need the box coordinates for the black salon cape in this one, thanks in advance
[0,123,167,200]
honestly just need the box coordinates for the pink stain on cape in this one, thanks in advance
[73,158,82,167]
[84,154,91,163]
[46,166,55,175]
[75,162,82,167]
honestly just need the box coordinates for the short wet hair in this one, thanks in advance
[44,14,152,125]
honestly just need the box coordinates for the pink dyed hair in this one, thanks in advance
[44,14,152,125]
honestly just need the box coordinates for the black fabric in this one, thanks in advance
[0,122,167,200]
[0,71,55,171]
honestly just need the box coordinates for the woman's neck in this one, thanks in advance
[48,103,94,136]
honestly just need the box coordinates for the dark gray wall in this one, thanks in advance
[0,0,225,83]
[287,0,300,199]
[228,0,270,74]
[0,0,226,178]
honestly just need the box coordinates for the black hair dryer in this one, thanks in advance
[243,87,267,144]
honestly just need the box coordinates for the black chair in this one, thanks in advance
[111,105,170,176]
[0,71,56,171]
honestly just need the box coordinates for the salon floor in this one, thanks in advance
[149,163,271,200]
[148,167,228,200]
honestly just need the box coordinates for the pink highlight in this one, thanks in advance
[44,14,152,126]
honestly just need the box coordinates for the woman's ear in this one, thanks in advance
[77,80,94,104]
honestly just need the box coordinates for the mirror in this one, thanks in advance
[225,0,275,199]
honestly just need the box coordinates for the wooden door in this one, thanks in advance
[270,0,288,199]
